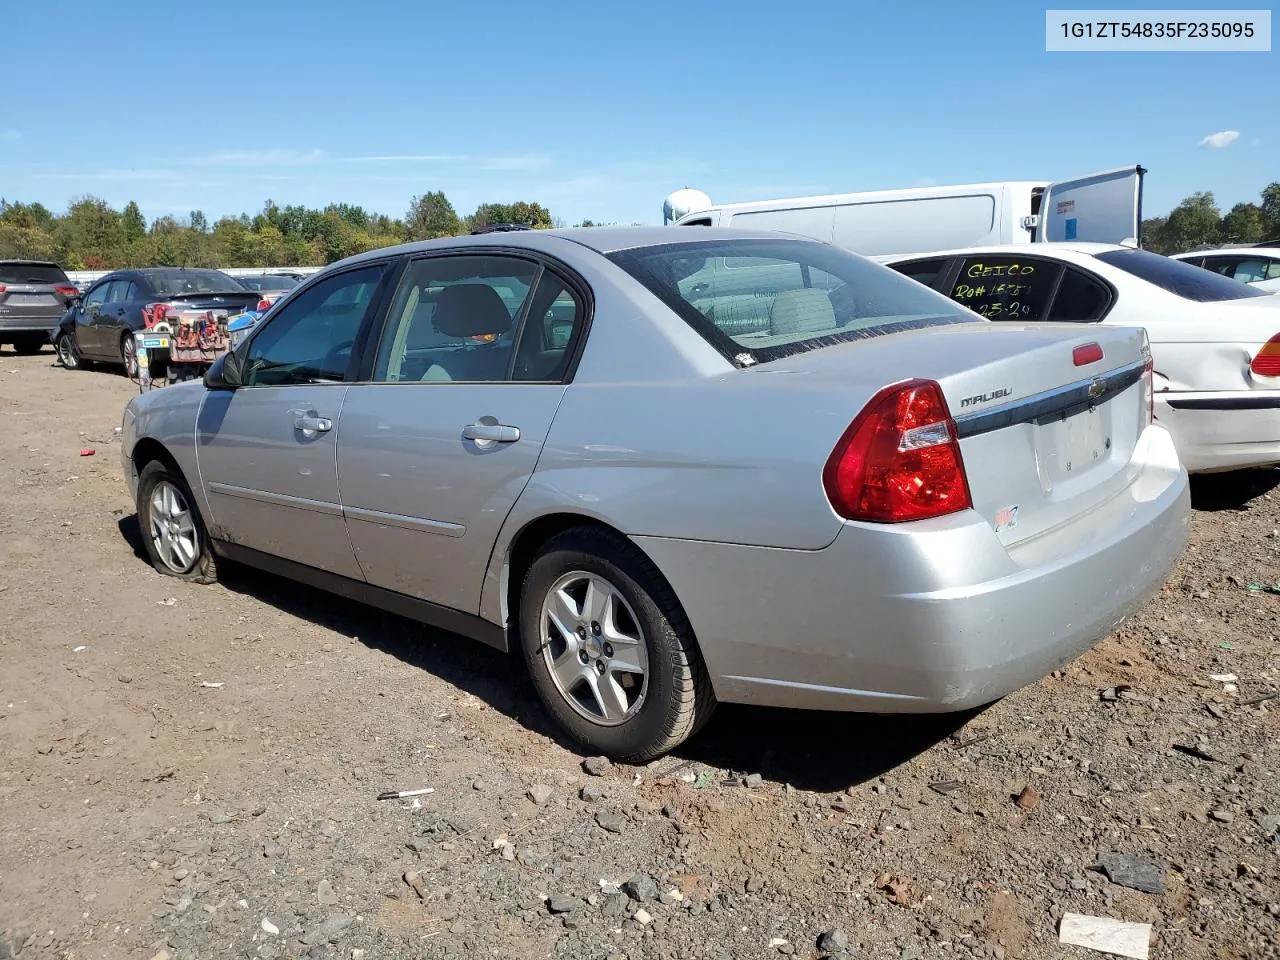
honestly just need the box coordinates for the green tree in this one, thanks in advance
[56,196,126,266]
[407,191,462,239]
[1160,192,1221,253]
[122,201,147,242]
[1221,202,1266,244]
[190,209,208,233]
[1261,182,1280,240]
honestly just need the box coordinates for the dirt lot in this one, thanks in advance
[0,348,1277,960]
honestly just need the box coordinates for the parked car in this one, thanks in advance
[883,243,1280,473]
[120,227,1189,760]
[0,259,79,354]
[1171,247,1280,293]
[55,268,259,376]
[234,273,301,307]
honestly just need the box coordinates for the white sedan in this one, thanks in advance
[1172,247,1280,294]
[882,243,1280,473]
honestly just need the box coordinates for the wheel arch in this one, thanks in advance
[496,512,693,655]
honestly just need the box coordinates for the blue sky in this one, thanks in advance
[2,0,1274,226]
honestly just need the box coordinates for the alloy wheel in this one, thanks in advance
[539,571,649,726]
[148,480,199,574]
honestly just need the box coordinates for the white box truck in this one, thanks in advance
[662,165,1145,257]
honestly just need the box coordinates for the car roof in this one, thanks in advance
[333,225,822,270]
[882,242,1128,262]
[0,258,62,267]
[1171,247,1280,258]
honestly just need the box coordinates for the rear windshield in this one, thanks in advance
[141,269,244,297]
[1094,249,1269,302]
[237,275,298,291]
[0,262,69,285]
[607,239,976,364]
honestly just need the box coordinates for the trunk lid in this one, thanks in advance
[752,321,1152,547]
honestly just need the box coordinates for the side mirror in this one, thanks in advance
[204,351,244,390]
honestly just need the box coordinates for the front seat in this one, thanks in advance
[421,284,514,382]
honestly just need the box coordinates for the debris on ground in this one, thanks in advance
[1093,852,1166,894]
[1058,913,1152,959]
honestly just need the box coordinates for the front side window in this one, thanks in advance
[242,265,385,386]
[1229,259,1269,283]
[83,282,112,309]
[951,256,1060,321]
[608,239,974,364]
[106,281,132,304]
[373,256,539,383]
[1095,249,1269,301]
[1267,260,1280,281]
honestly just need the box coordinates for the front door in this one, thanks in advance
[337,253,587,613]
[195,262,390,578]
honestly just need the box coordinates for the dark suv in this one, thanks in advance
[0,260,78,353]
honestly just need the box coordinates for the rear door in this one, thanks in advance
[195,262,391,578]
[1038,165,1144,244]
[336,253,587,614]
[78,279,116,356]
[93,279,134,358]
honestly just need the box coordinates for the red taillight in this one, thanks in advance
[0,285,5,293]
[823,379,972,523]
[1250,334,1280,378]
[54,285,78,297]
[1072,342,1104,366]
[256,298,272,312]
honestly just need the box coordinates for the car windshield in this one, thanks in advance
[1095,249,1269,302]
[0,263,69,285]
[237,275,298,291]
[141,269,245,297]
[607,239,976,364]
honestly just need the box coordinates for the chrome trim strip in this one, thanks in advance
[344,505,466,538]
[207,482,343,517]
[953,359,1146,440]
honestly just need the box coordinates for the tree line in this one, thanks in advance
[0,192,565,270]
[1141,181,1280,254]
[3,179,1277,270]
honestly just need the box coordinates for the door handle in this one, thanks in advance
[462,422,520,444]
[294,415,333,434]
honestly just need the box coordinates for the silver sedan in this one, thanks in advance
[121,227,1191,760]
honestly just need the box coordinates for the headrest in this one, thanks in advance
[769,288,836,336]
[433,284,513,339]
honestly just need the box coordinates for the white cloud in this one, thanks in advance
[340,154,463,163]
[479,154,552,171]
[0,129,22,143]
[193,148,326,166]
[1198,130,1239,149]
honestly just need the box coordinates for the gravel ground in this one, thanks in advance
[0,348,1277,960]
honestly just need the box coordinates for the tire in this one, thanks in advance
[518,527,715,762]
[120,332,139,378]
[56,332,83,370]
[136,460,218,584]
[12,335,46,355]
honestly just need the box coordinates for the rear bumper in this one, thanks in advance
[0,317,59,336]
[637,423,1189,713]
[1158,392,1280,473]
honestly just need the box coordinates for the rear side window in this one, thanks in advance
[951,256,1060,321]
[1268,260,1280,280]
[1048,268,1113,322]
[0,263,69,284]
[1095,249,1269,301]
[607,239,975,365]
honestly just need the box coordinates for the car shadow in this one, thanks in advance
[116,514,986,792]
[1190,468,1280,512]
